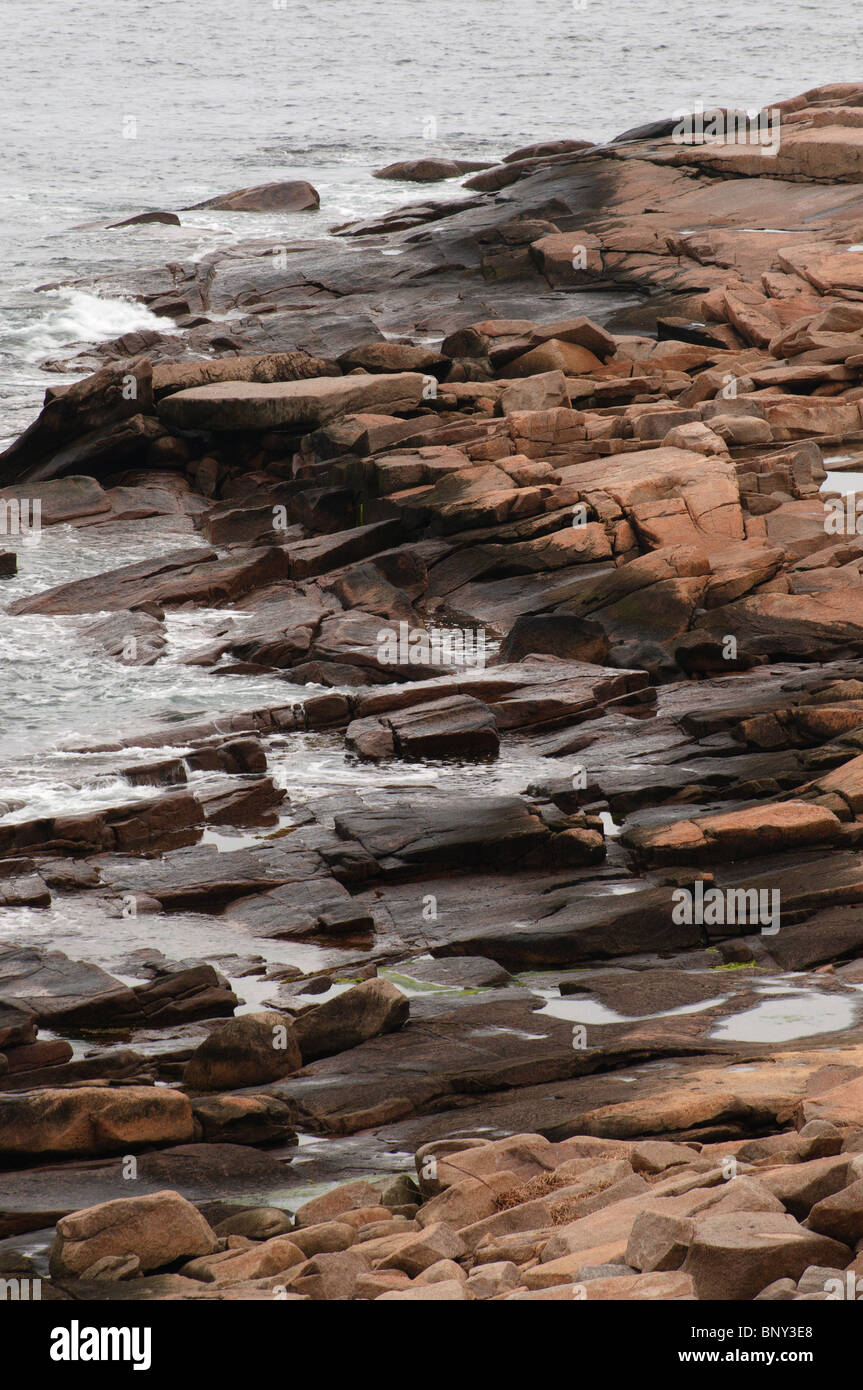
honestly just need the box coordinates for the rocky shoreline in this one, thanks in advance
[6,83,863,1303]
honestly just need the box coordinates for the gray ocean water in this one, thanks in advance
[0,0,857,814]
[2,0,859,445]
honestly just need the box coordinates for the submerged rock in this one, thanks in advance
[185,180,320,212]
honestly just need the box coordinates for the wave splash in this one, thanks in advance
[10,288,179,364]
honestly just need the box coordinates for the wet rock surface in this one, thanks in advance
[10,83,863,1301]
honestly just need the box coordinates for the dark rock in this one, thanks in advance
[0,363,155,485]
[373,158,492,182]
[0,790,201,857]
[135,1143,285,1187]
[191,1093,298,1146]
[333,796,550,872]
[9,546,291,615]
[186,181,320,212]
[391,957,515,989]
[500,614,610,665]
[503,139,594,162]
[107,211,182,228]
[346,694,500,761]
[183,1012,302,1092]
[227,878,374,940]
[293,979,409,1063]
[0,946,139,1029]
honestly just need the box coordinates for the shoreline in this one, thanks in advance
[4,83,863,1303]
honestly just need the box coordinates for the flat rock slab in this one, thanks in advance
[263,994,739,1136]
[0,790,201,856]
[623,800,843,867]
[9,546,290,616]
[389,957,516,989]
[0,947,233,1031]
[93,843,326,910]
[559,968,730,1014]
[0,946,139,1029]
[226,879,374,940]
[333,796,549,870]
[356,871,700,967]
[346,694,500,761]
[0,476,110,524]
[157,374,427,432]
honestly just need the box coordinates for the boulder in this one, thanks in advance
[214,1208,295,1240]
[500,339,604,377]
[285,1249,371,1300]
[181,1235,304,1285]
[373,158,491,181]
[191,1093,297,1146]
[378,1222,467,1276]
[338,342,450,377]
[807,1180,863,1244]
[0,1086,194,1160]
[183,1012,302,1092]
[503,138,593,162]
[107,210,181,227]
[682,1211,850,1301]
[50,1192,217,1277]
[293,1181,383,1229]
[499,371,569,414]
[625,1211,695,1272]
[500,614,610,664]
[186,181,320,212]
[293,979,409,1063]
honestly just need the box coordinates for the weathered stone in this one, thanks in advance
[183,1013,301,1092]
[158,374,426,432]
[0,1086,194,1160]
[682,1212,850,1300]
[50,1191,216,1277]
[187,181,320,212]
[293,979,409,1063]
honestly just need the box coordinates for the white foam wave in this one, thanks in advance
[12,288,180,363]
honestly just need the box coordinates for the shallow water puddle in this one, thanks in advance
[469,1025,550,1041]
[710,989,859,1043]
[538,993,727,1025]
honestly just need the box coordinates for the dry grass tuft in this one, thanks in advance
[493,1170,572,1212]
